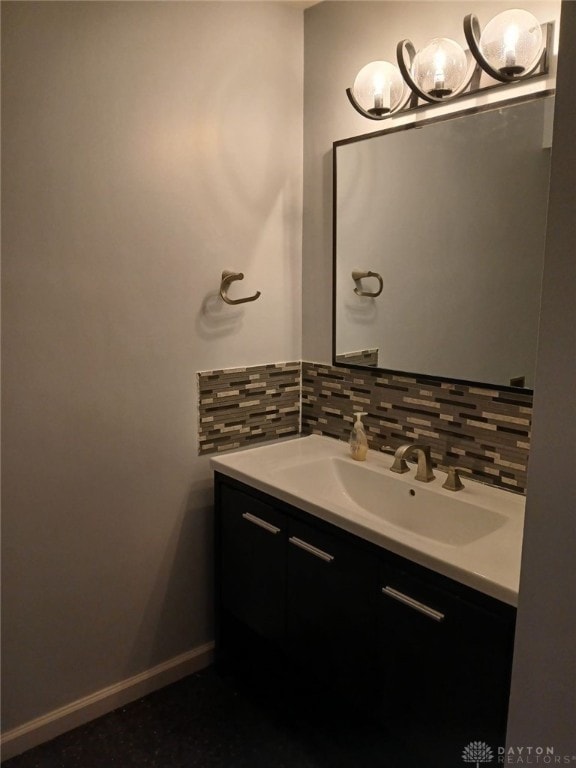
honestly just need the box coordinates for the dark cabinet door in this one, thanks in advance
[286,518,378,701]
[219,484,286,643]
[375,559,515,760]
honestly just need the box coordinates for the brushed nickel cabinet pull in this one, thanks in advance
[241,512,281,534]
[289,536,334,563]
[382,586,445,622]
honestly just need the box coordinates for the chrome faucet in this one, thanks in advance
[389,443,436,483]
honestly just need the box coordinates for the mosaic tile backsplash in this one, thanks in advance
[198,359,532,493]
[198,362,300,455]
[301,362,532,493]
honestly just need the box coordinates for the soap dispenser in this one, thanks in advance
[349,412,368,461]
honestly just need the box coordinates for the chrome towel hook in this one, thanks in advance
[352,270,384,298]
[220,271,261,305]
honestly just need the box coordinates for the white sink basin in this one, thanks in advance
[211,435,525,605]
[273,457,507,547]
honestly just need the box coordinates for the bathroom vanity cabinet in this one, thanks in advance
[215,472,516,754]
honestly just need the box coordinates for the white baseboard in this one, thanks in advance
[1,641,215,762]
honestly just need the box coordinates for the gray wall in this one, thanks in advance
[1,1,303,731]
[507,0,576,751]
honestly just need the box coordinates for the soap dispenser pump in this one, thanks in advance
[349,412,368,461]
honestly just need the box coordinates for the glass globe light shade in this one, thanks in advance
[411,38,468,98]
[479,9,542,77]
[352,61,404,116]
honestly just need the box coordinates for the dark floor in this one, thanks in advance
[4,665,416,768]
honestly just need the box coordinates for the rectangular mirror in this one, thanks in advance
[334,93,554,391]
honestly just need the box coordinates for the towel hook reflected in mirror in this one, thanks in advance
[352,270,384,298]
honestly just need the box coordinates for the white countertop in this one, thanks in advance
[211,435,525,606]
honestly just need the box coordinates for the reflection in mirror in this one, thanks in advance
[334,94,554,391]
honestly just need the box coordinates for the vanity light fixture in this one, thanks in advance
[402,37,470,102]
[346,60,406,119]
[464,8,545,82]
[347,8,551,121]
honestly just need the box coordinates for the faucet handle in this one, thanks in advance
[442,466,465,492]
